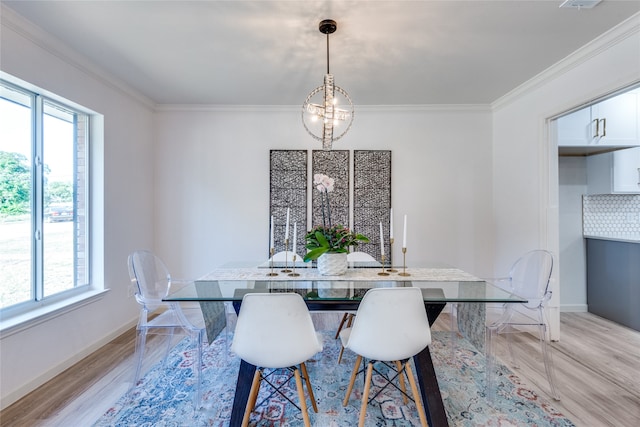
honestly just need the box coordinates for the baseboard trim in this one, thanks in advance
[560,304,588,312]
[0,319,137,410]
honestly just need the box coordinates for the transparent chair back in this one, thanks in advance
[128,250,206,409]
[485,249,560,401]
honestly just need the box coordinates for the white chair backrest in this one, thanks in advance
[347,251,377,262]
[231,293,323,368]
[509,250,553,308]
[128,250,171,310]
[269,250,302,261]
[345,287,431,361]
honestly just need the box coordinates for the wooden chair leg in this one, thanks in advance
[346,314,354,328]
[343,355,362,406]
[405,362,429,427]
[337,344,346,364]
[358,362,374,427]
[242,369,262,427]
[395,360,409,404]
[300,362,318,413]
[335,313,350,339]
[294,368,312,427]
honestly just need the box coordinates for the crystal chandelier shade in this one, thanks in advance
[302,20,354,151]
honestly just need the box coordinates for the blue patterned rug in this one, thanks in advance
[94,331,574,426]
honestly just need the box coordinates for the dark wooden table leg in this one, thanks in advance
[414,302,449,427]
[414,346,448,427]
[228,301,254,427]
[229,359,256,427]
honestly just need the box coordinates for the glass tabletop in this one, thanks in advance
[164,278,526,304]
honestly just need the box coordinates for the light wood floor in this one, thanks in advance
[1,312,639,426]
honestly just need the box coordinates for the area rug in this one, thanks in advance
[94,331,574,426]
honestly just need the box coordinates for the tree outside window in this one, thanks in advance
[1,80,89,310]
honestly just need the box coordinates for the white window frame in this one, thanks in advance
[0,74,106,335]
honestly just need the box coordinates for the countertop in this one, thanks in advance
[584,234,640,244]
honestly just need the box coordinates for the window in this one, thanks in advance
[1,79,90,314]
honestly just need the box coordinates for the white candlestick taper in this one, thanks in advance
[403,214,407,248]
[292,222,297,256]
[285,207,290,240]
[270,215,275,249]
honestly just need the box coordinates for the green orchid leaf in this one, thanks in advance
[304,246,329,262]
[315,230,329,247]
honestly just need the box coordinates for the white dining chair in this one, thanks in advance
[127,250,207,409]
[346,251,378,263]
[335,251,381,359]
[340,287,431,427]
[485,249,560,401]
[268,250,302,261]
[231,292,323,427]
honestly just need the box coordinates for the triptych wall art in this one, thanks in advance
[269,150,307,257]
[270,149,392,264]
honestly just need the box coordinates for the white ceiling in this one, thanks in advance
[3,1,640,106]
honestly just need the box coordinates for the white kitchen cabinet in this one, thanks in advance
[558,91,639,149]
[587,147,640,194]
[613,147,640,192]
[557,105,591,146]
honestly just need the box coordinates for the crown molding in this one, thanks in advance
[154,103,491,113]
[1,4,155,110]
[492,12,640,111]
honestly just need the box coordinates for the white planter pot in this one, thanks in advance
[317,252,348,276]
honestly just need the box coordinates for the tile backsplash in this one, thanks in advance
[583,194,640,236]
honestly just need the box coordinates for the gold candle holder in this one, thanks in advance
[387,237,398,272]
[281,238,292,273]
[398,247,410,276]
[378,254,390,276]
[288,254,300,277]
[267,247,278,276]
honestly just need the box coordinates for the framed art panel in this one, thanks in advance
[311,150,349,229]
[354,150,392,264]
[270,150,307,258]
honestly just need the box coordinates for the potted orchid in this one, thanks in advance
[304,174,369,274]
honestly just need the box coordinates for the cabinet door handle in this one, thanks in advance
[593,118,600,138]
[600,118,606,137]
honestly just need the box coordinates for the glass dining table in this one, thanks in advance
[164,262,526,427]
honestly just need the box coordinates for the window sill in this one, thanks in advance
[0,289,110,338]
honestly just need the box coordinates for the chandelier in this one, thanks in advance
[302,19,354,151]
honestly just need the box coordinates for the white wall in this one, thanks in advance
[492,15,640,338]
[153,107,496,279]
[0,9,153,407]
[558,156,588,309]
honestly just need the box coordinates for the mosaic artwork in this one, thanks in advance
[269,150,307,258]
[354,150,392,264]
[311,150,349,229]
[269,150,392,263]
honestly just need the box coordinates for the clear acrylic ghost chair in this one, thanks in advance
[485,249,560,401]
[340,287,431,427]
[231,293,323,427]
[128,250,206,409]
